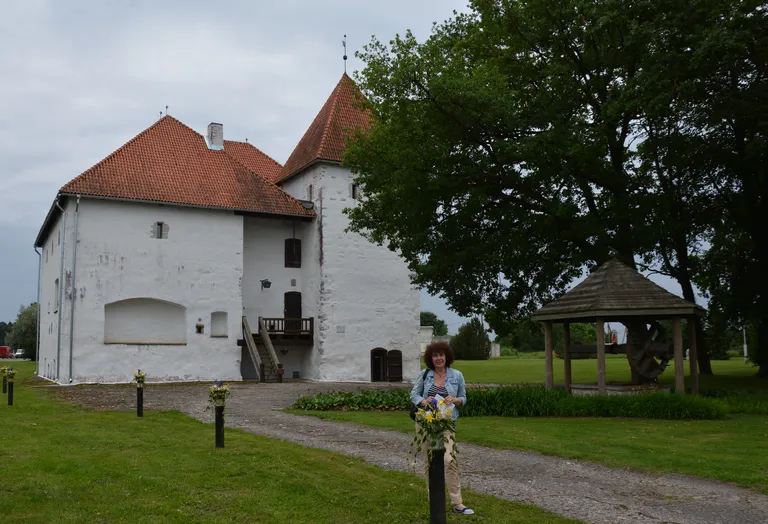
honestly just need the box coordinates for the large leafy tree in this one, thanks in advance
[420,311,449,336]
[5,303,38,359]
[345,0,732,380]
[451,318,491,360]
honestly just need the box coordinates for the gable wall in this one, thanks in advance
[62,198,244,384]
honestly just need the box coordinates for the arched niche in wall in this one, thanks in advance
[370,348,388,382]
[210,311,228,338]
[104,298,187,345]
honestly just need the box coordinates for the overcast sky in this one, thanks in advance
[0,0,691,334]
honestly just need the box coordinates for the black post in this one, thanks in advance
[428,451,447,524]
[137,387,144,417]
[2,376,6,394]
[7,382,13,406]
[259,363,265,383]
[277,364,284,384]
[215,405,225,448]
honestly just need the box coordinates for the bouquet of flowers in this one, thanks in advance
[132,369,146,388]
[209,380,230,407]
[2,367,14,381]
[410,396,457,462]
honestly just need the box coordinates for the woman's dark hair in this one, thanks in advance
[423,342,455,369]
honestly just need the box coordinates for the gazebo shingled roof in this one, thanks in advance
[532,259,706,322]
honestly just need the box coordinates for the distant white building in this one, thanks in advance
[34,74,421,385]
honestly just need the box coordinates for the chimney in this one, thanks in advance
[206,122,224,150]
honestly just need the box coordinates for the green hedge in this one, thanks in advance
[293,386,727,420]
[700,388,768,415]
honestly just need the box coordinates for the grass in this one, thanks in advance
[291,410,768,495]
[0,362,578,524]
[453,357,766,391]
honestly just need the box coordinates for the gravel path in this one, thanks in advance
[54,381,768,524]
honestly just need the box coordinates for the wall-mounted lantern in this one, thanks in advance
[260,279,272,290]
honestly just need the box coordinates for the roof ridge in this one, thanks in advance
[317,79,343,161]
[224,139,284,169]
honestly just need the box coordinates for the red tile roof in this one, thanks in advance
[59,116,314,217]
[224,139,283,183]
[278,73,372,183]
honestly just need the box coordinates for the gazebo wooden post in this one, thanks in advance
[596,318,606,394]
[688,319,699,395]
[563,322,572,393]
[544,321,554,389]
[672,317,685,395]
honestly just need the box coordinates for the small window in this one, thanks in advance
[152,221,169,239]
[58,229,61,245]
[351,184,359,200]
[307,184,313,200]
[45,248,48,263]
[285,238,301,268]
[54,278,59,313]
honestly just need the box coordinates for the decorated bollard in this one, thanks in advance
[6,368,16,406]
[209,380,230,448]
[410,398,455,524]
[1,366,7,394]
[133,369,146,417]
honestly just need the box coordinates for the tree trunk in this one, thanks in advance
[756,314,768,379]
[677,276,713,376]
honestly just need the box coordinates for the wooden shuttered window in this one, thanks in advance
[285,238,301,268]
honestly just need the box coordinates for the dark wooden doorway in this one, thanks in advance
[284,292,302,332]
[371,348,388,382]
[387,350,403,382]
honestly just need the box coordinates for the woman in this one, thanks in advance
[410,341,474,515]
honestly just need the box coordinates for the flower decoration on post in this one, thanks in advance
[133,369,146,418]
[209,380,231,407]
[209,380,230,449]
[1,366,7,394]
[5,368,16,382]
[133,369,146,388]
[410,396,457,463]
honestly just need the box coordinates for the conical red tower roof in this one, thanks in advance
[278,73,372,183]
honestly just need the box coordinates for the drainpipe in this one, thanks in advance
[55,198,67,383]
[68,195,81,383]
[34,247,42,376]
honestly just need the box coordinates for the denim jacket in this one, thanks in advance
[410,367,467,421]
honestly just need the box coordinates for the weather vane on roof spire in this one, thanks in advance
[342,34,348,74]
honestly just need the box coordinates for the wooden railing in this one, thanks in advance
[242,316,263,381]
[260,317,314,336]
[258,317,282,378]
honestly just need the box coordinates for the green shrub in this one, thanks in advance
[700,388,768,415]
[500,346,517,357]
[293,389,411,411]
[293,386,727,420]
[462,386,568,417]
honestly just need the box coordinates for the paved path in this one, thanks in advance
[55,381,768,524]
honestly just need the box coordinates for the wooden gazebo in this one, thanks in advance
[531,259,706,395]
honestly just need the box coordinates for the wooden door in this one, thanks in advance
[284,292,302,332]
[370,348,388,382]
[387,350,402,382]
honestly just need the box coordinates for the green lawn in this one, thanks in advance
[292,410,768,495]
[453,357,765,391]
[0,362,578,524]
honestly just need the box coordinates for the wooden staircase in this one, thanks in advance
[239,316,283,383]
